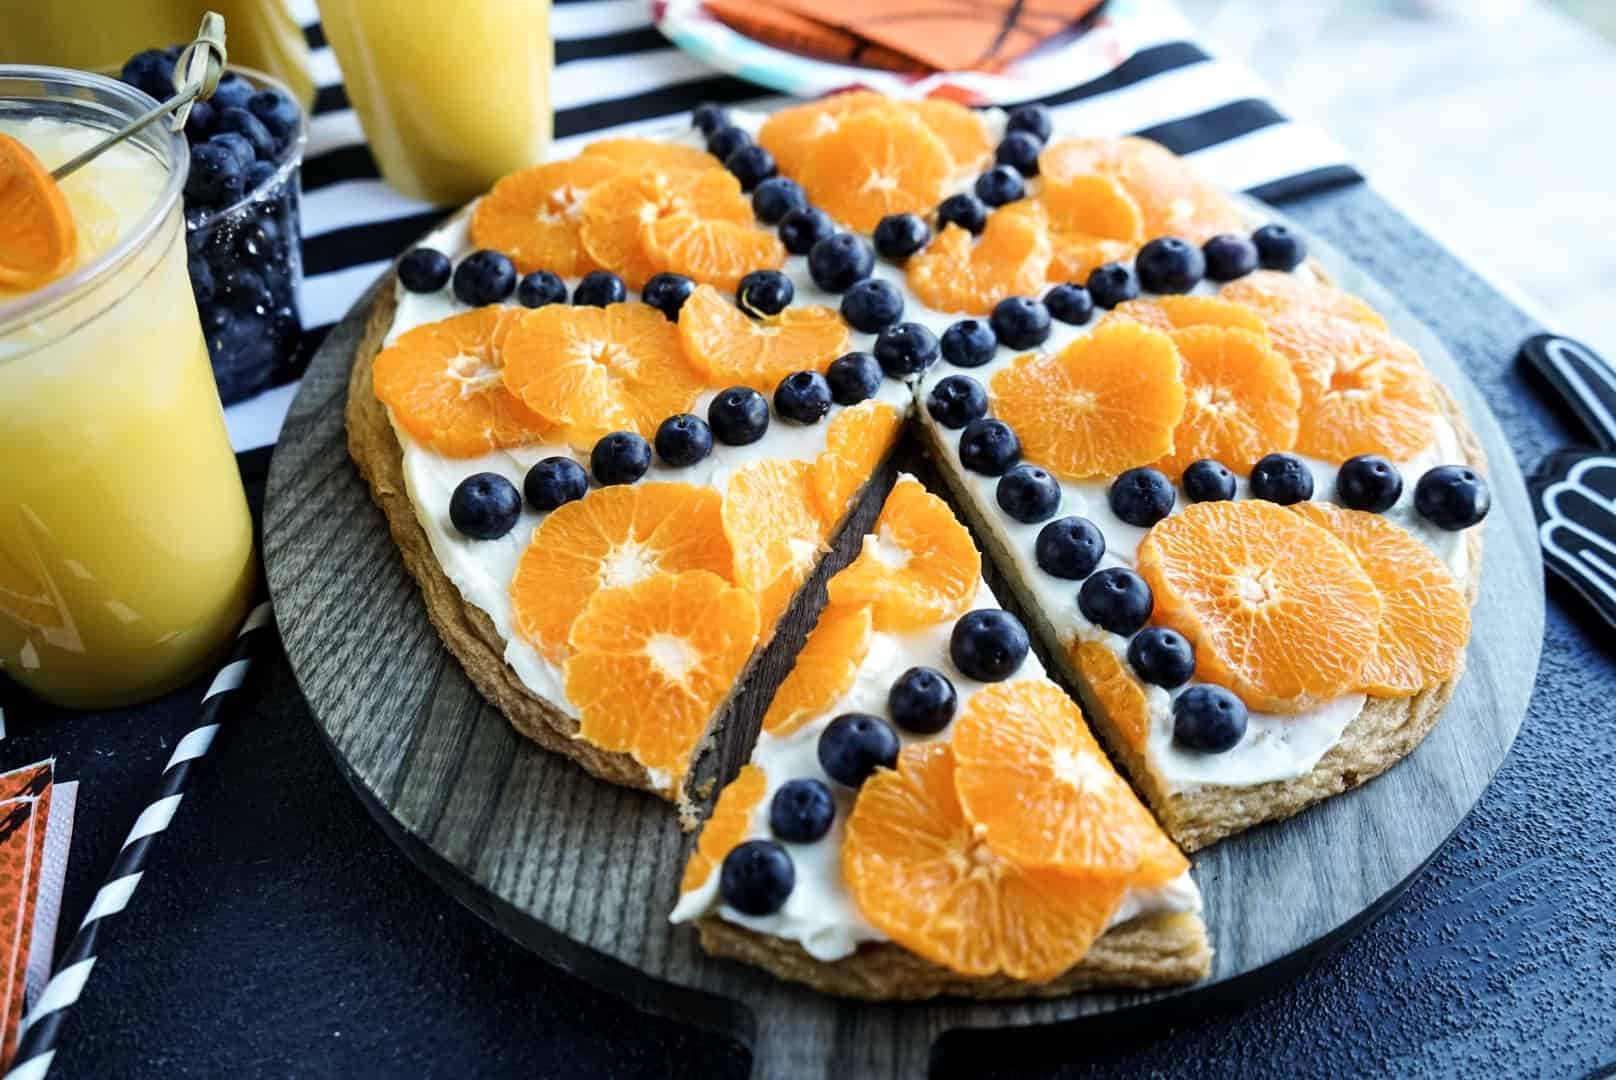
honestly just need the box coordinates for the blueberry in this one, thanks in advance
[779,207,836,255]
[940,319,997,367]
[453,249,517,305]
[183,100,216,142]
[121,49,176,102]
[1035,516,1105,579]
[706,124,751,161]
[188,258,216,304]
[937,193,988,235]
[216,107,276,161]
[524,457,589,511]
[818,713,900,787]
[220,266,269,312]
[1336,454,1404,513]
[449,472,522,539]
[840,278,904,333]
[245,160,277,191]
[398,248,452,293]
[1249,452,1314,505]
[1045,283,1094,325]
[247,89,301,153]
[234,221,275,262]
[725,143,777,191]
[1109,467,1176,527]
[997,464,1062,524]
[642,272,695,320]
[995,129,1043,177]
[210,72,255,113]
[590,431,652,486]
[974,165,1025,207]
[654,414,714,467]
[1079,567,1154,636]
[887,666,958,734]
[774,370,833,424]
[208,131,256,171]
[1086,261,1140,309]
[708,386,770,445]
[808,233,875,292]
[1202,233,1259,282]
[1135,236,1205,294]
[989,296,1051,350]
[1414,465,1490,530]
[1252,224,1307,271]
[737,269,793,316]
[573,269,627,307]
[720,840,795,915]
[1182,459,1237,503]
[769,779,835,843]
[1128,627,1196,689]
[925,375,988,429]
[185,141,246,206]
[516,270,567,308]
[958,418,1021,476]
[752,176,807,225]
[1005,103,1053,142]
[826,352,883,405]
[1173,685,1248,752]
[692,102,729,135]
[949,609,1030,682]
[873,213,930,259]
[873,322,939,378]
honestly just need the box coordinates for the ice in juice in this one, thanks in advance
[318,0,552,204]
[0,89,255,708]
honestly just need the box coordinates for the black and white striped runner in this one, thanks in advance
[226,0,1360,458]
[1,602,276,1080]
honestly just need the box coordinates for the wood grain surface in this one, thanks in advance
[262,219,1543,1078]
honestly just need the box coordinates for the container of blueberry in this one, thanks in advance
[119,49,308,404]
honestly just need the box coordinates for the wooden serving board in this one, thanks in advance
[262,221,1543,1078]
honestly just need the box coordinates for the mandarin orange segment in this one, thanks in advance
[681,764,767,893]
[906,201,1053,315]
[1266,314,1437,462]
[501,301,706,449]
[581,136,722,172]
[1106,295,1269,336]
[954,680,1188,884]
[1073,640,1151,753]
[1038,173,1144,282]
[565,569,760,786]
[757,91,892,179]
[1220,271,1386,329]
[1136,500,1382,713]
[0,133,77,290]
[722,459,829,632]
[579,168,751,289]
[373,307,560,456]
[678,283,848,390]
[761,603,875,737]
[825,475,980,631]
[510,483,735,660]
[1151,325,1300,479]
[644,214,788,293]
[909,97,994,173]
[468,157,618,276]
[800,106,953,232]
[989,321,1186,481]
[842,742,1127,982]
[1294,502,1470,697]
[811,400,904,523]
[1039,135,1246,243]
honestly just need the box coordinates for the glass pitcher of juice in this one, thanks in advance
[0,67,256,709]
[0,0,315,107]
[317,0,552,205]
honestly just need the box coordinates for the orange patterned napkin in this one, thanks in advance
[705,0,928,72]
[0,794,39,1065]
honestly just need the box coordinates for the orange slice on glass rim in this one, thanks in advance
[0,133,77,291]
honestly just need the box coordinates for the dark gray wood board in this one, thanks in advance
[262,220,1543,1078]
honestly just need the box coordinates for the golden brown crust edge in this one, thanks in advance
[695,910,1211,1001]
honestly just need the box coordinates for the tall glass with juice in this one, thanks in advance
[318,0,552,204]
[0,68,255,708]
[0,0,315,106]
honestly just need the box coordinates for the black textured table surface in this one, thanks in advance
[2,184,1613,1079]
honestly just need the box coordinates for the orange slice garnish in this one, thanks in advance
[761,602,875,738]
[826,475,979,631]
[677,283,848,390]
[0,133,77,291]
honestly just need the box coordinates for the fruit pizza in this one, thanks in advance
[345,91,1488,995]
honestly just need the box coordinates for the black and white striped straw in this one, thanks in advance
[2,600,275,1080]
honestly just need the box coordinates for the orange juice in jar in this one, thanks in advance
[317,0,553,204]
[0,68,255,709]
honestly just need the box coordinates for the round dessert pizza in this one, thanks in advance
[344,93,1488,1001]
